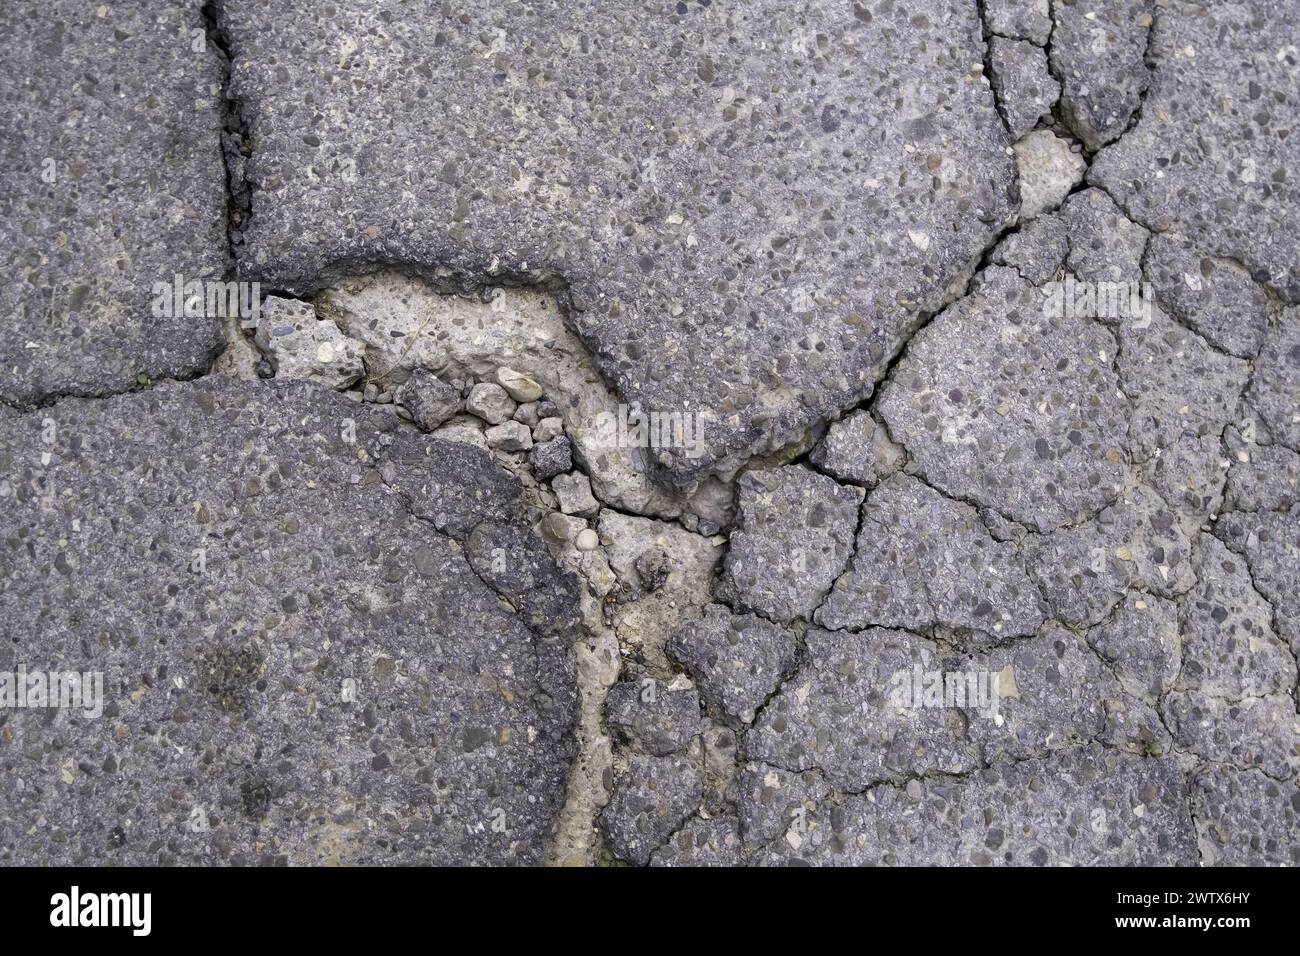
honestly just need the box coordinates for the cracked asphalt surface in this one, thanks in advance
[0,0,1297,867]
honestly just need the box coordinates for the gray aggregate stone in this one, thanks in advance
[465,520,583,639]
[397,368,463,431]
[484,420,534,452]
[737,763,831,847]
[1214,507,1300,656]
[1057,188,1148,287]
[817,473,1044,640]
[603,680,702,757]
[990,38,1059,139]
[599,754,703,866]
[0,379,577,865]
[986,0,1053,45]
[1144,233,1272,358]
[0,0,228,406]
[666,604,799,725]
[879,266,1129,532]
[1118,307,1249,461]
[808,411,905,488]
[1088,592,1181,702]
[253,297,366,390]
[1089,0,1300,301]
[552,471,600,518]
[1025,482,1196,627]
[1223,430,1300,512]
[1246,308,1300,452]
[465,382,516,426]
[1162,691,1299,782]
[990,215,1069,286]
[965,628,1117,764]
[218,0,1016,489]
[1013,130,1086,220]
[755,746,1198,866]
[1192,766,1300,866]
[746,628,979,791]
[718,466,863,624]
[1181,535,1294,699]
[649,815,741,868]
[530,437,574,481]
[1050,0,1153,151]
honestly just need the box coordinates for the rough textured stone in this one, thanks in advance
[1246,308,1300,452]
[990,214,1069,286]
[0,379,577,865]
[1118,306,1249,461]
[465,382,516,426]
[808,411,905,488]
[552,471,600,518]
[253,297,366,390]
[1057,188,1148,287]
[747,628,979,791]
[465,520,583,638]
[649,815,741,867]
[737,763,830,847]
[986,0,1052,45]
[597,511,724,676]
[965,629,1118,764]
[1144,233,1272,358]
[666,604,799,725]
[1162,691,1299,781]
[718,466,863,624]
[1181,535,1294,699]
[1050,0,1153,150]
[1089,0,1300,301]
[817,473,1044,640]
[880,266,1129,532]
[484,419,534,452]
[1013,130,1086,220]
[1223,430,1300,512]
[219,0,1016,489]
[0,0,228,406]
[397,368,462,431]
[755,746,1198,866]
[604,680,701,756]
[1192,767,1300,867]
[530,437,573,481]
[1030,480,1197,628]
[495,367,543,403]
[1089,592,1180,702]
[1215,507,1300,655]
[991,38,1060,138]
[600,754,703,866]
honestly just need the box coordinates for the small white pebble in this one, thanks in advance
[575,529,599,551]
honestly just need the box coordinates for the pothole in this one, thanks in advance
[219,269,739,864]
